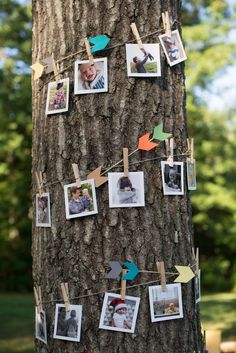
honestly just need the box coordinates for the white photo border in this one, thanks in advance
[194,269,201,304]
[53,303,82,342]
[45,77,69,115]
[161,161,184,195]
[159,29,187,67]
[36,192,51,227]
[187,157,197,191]
[35,308,47,344]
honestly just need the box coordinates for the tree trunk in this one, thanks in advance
[32,1,203,352]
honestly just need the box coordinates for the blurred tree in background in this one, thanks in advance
[0,0,235,292]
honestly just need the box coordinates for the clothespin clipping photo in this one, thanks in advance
[123,148,129,177]
[84,37,94,66]
[60,282,70,311]
[72,163,81,188]
[156,261,167,292]
[35,171,44,197]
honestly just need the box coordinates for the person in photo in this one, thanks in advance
[68,186,85,215]
[38,197,49,223]
[110,298,131,329]
[54,82,65,109]
[167,168,180,190]
[63,310,78,338]
[81,188,92,211]
[118,176,137,204]
[133,48,154,73]
[56,307,67,336]
[80,62,104,90]
[165,303,177,314]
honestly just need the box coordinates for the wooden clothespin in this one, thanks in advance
[84,38,94,65]
[192,247,199,274]
[165,138,174,167]
[123,148,129,177]
[156,261,167,291]
[34,286,43,314]
[51,53,61,83]
[72,163,81,188]
[35,171,44,197]
[130,23,144,49]
[61,282,70,311]
[120,269,128,300]
[187,138,194,163]
[162,11,171,38]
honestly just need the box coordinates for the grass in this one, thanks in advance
[131,61,158,73]
[0,292,235,353]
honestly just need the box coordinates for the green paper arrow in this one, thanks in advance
[151,123,172,141]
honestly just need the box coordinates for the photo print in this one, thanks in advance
[35,308,47,344]
[159,29,187,66]
[64,179,98,220]
[194,269,201,304]
[149,283,183,322]
[108,172,145,208]
[99,293,140,334]
[45,77,69,115]
[187,158,197,191]
[74,58,108,94]
[36,192,51,227]
[53,304,82,342]
[161,161,184,195]
[125,43,161,77]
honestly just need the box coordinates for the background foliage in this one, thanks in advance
[0,0,235,292]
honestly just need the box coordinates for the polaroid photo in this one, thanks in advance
[161,161,184,195]
[74,58,108,94]
[108,172,145,208]
[187,158,197,191]
[36,192,51,227]
[64,179,98,220]
[45,77,69,115]
[99,293,140,334]
[194,269,201,304]
[159,29,187,66]
[149,283,183,322]
[53,304,82,342]
[35,308,47,344]
[126,43,161,77]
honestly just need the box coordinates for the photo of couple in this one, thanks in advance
[53,304,82,342]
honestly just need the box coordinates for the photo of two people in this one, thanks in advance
[36,192,51,227]
[53,304,82,342]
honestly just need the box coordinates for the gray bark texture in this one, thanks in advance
[32,0,203,352]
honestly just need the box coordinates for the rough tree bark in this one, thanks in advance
[32,0,203,352]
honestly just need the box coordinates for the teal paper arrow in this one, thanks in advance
[88,35,110,53]
[151,123,172,141]
[123,262,139,281]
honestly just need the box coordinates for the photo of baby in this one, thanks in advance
[187,158,197,190]
[45,78,69,115]
[159,29,187,66]
[126,43,161,77]
[74,58,108,94]
[149,283,183,322]
[99,293,140,333]
[64,179,98,220]
[53,304,82,342]
[108,172,145,208]
[161,161,184,195]
[36,192,51,227]
[35,309,47,344]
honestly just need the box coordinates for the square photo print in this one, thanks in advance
[126,43,161,77]
[149,283,183,322]
[64,179,98,219]
[74,58,108,94]
[161,161,184,195]
[35,308,47,344]
[159,29,187,66]
[194,269,201,304]
[45,77,69,115]
[36,192,51,227]
[187,158,197,190]
[108,172,145,208]
[53,304,82,342]
[99,293,140,334]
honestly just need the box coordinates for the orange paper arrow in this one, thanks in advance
[87,166,108,188]
[138,133,159,151]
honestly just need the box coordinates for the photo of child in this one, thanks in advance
[74,58,108,94]
[187,158,197,190]
[53,304,82,342]
[108,172,145,208]
[64,179,98,220]
[36,192,51,227]
[99,293,140,333]
[148,283,183,322]
[159,29,187,66]
[161,161,184,195]
[45,78,69,115]
[126,43,161,77]
[35,309,47,344]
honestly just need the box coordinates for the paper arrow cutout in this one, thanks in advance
[42,56,54,74]
[174,265,195,283]
[30,62,45,80]
[105,261,123,279]
[138,133,159,151]
[87,166,108,188]
[151,123,172,141]
[123,261,139,281]
[88,35,110,53]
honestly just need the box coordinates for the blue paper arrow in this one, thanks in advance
[88,35,110,53]
[105,261,123,280]
[123,262,139,281]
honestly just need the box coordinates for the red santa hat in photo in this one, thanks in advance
[110,298,127,312]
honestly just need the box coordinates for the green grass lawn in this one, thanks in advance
[0,292,235,352]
